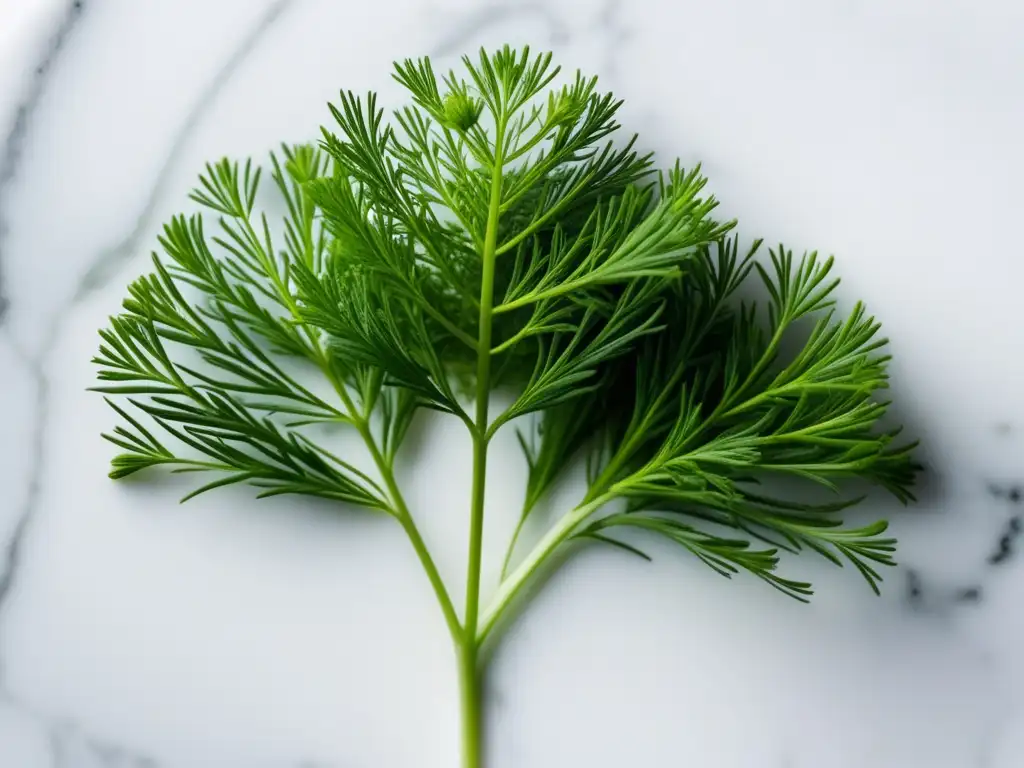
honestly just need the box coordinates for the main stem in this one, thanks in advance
[459,119,506,768]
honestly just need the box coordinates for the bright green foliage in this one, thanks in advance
[92,46,919,767]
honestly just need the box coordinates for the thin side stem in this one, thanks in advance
[271,167,467,757]
[374,437,462,643]
[301,338,461,643]
[478,494,611,644]
[498,498,534,580]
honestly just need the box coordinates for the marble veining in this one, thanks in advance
[0,0,88,683]
[0,0,85,322]
[0,0,302,764]
[0,1,1022,766]
[0,0,294,606]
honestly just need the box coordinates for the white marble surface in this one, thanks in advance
[1,0,1023,766]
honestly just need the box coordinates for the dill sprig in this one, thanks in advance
[92,46,919,768]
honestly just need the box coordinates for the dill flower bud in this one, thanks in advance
[441,90,483,132]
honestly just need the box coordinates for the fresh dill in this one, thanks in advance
[92,46,918,767]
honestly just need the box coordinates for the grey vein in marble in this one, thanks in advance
[0,342,45,650]
[70,0,293,305]
[0,1,296,762]
[0,0,85,323]
[47,720,160,768]
[0,690,160,768]
[0,0,294,656]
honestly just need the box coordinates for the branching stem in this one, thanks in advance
[478,494,612,644]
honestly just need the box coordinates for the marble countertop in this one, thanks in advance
[1,1,1023,766]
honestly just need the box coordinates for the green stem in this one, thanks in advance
[459,117,507,768]
[457,641,483,768]
[465,430,490,632]
[379,447,461,643]
[478,494,610,644]
[295,330,461,640]
[498,498,534,580]
[292,319,462,650]
[238,168,472,756]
